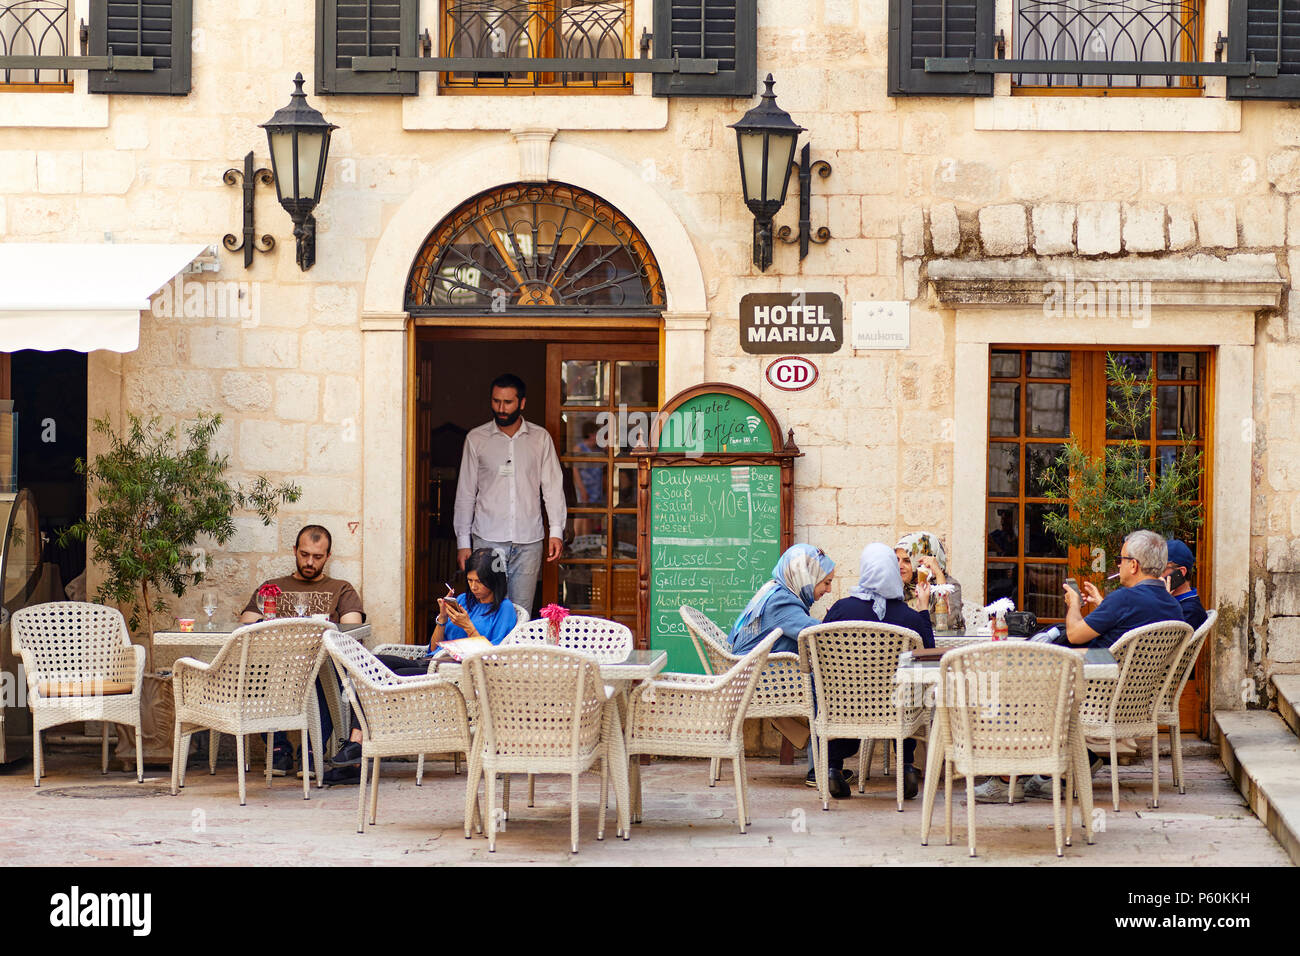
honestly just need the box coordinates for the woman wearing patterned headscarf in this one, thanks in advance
[819,542,936,800]
[895,531,964,631]
[729,544,835,656]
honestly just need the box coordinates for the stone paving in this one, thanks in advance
[0,738,1290,867]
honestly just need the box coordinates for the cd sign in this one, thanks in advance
[765,356,819,391]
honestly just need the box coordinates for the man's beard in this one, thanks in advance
[296,561,321,579]
[494,408,522,427]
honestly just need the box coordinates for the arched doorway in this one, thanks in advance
[406,182,665,638]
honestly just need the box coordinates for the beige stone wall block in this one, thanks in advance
[1076,202,1121,255]
[220,372,273,412]
[1122,202,1166,253]
[900,206,924,257]
[857,113,899,151]
[794,446,822,489]
[877,237,899,275]
[1142,156,1178,195]
[323,376,361,423]
[112,114,150,151]
[930,203,960,255]
[805,238,876,276]
[305,237,369,284]
[1240,194,1287,248]
[931,160,1000,204]
[125,369,216,414]
[225,515,280,555]
[242,330,299,369]
[978,204,1028,256]
[151,163,191,189]
[903,259,921,300]
[159,119,225,162]
[1073,157,1140,201]
[1167,203,1197,250]
[1006,159,1060,202]
[1271,617,1300,663]
[317,190,383,240]
[1032,203,1075,256]
[184,327,241,370]
[275,374,321,422]
[901,113,950,154]
[239,420,306,473]
[82,150,136,195]
[860,199,897,239]
[1267,535,1300,572]
[9,196,70,235]
[300,330,363,373]
[1196,199,1239,248]
[1268,149,1300,193]
[818,446,873,487]
[846,151,899,196]
[128,325,177,368]
[1288,197,1300,247]
[901,446,935,486]
[306,424,362,476]
[0,151,37,193]
[0,196,5,234]
[1293,491,1300,536]
[293,476,361,513]
[794,487,838,526]
[36,151,82,194]
[900,490,946,528]
[829,195,865,241]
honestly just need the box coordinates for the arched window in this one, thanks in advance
[405,183,665,314]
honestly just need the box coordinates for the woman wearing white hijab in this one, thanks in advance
[819,543,935,801]
[729,543,835,656]
[895,531,964,630]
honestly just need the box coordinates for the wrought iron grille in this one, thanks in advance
[1014,0,1201,87]
[0,0,69,85]
[443,0,632,88]
[406,183,665,313]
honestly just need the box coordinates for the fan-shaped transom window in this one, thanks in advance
[406,183,666,314]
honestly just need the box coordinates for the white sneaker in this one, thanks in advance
[972,776,1025,804]
[1022,775,1059,799]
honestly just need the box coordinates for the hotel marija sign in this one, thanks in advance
[738,293,844,354]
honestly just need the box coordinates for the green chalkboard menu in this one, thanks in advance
[637,384,799,674]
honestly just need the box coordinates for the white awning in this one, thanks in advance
[0,243,208,353]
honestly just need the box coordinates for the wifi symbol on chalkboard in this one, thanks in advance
[745,415,761,433]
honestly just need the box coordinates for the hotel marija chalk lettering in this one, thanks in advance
[739,293,844,354]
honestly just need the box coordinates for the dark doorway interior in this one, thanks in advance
[9,350,88,592]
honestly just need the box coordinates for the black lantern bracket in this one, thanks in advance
[776,143,832,261]
[222,151,276,269]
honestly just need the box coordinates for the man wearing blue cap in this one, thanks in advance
[1164,539,1207,630]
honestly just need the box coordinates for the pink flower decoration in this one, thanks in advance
[257,583,282,598]
[539,603,570,645]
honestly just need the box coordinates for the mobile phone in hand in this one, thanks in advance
[1064,578,1082,601]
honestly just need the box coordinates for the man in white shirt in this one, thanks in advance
[453,374,566,617]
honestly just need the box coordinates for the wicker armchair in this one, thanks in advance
[323,630,473,833]
[1156,610,1216,794]
[1079,620,1193,811]
[170,618,331,806]
[799,621,927,811]
[624,629,780,834]
[504,615,633,661]
[680,605,813,786]
[11,602,145,787]
[935,642,1089,858]
[464,645,615,853]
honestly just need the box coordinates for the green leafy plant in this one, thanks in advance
[60,413,300,668]
[1034,354,1204,590]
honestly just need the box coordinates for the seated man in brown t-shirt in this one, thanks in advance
[239,524,363,776]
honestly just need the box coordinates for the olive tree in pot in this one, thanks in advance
[1034,353,1204,606]
[60,413,300,764]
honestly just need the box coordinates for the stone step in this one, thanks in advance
[1213,710,1300,867]
[1274,675,1300,739]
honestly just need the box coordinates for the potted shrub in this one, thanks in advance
[60,413,300,763]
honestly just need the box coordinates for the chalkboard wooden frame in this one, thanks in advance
[634,383,801,652]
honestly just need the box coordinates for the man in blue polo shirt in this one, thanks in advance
[1164,539,1208,630]
[1063,529,1184,649]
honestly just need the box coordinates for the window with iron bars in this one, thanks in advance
[441,0,633,90]
[1013,0,1203,91]
[0,0,70,89]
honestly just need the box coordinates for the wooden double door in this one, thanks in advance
[411,328,658,641]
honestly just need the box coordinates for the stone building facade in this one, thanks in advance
[2,0,1298,722]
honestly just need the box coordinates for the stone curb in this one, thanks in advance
[1214,710,1300,867]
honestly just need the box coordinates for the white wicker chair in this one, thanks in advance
[11,602,145,787]
[323,630,473,833]
[680,605,813,786]
[624,629,780,834]
[1156,609,1216,794]
[798,621,927,811]
[935,641,1088,858]
[464,645,614,853]
[170,618,331,805]
[1079,620,1194,811]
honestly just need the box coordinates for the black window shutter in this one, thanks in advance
[88,0,192,95]
[316,0,417,95]
[653,0,756,97]
[888,0,993,96]
[1227,0,1300,99]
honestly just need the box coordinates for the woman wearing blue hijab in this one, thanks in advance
[730,544,835,656]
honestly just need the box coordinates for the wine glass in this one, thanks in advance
[202,591,218,627]
[292,595,308,618]
[256,592,266,618]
